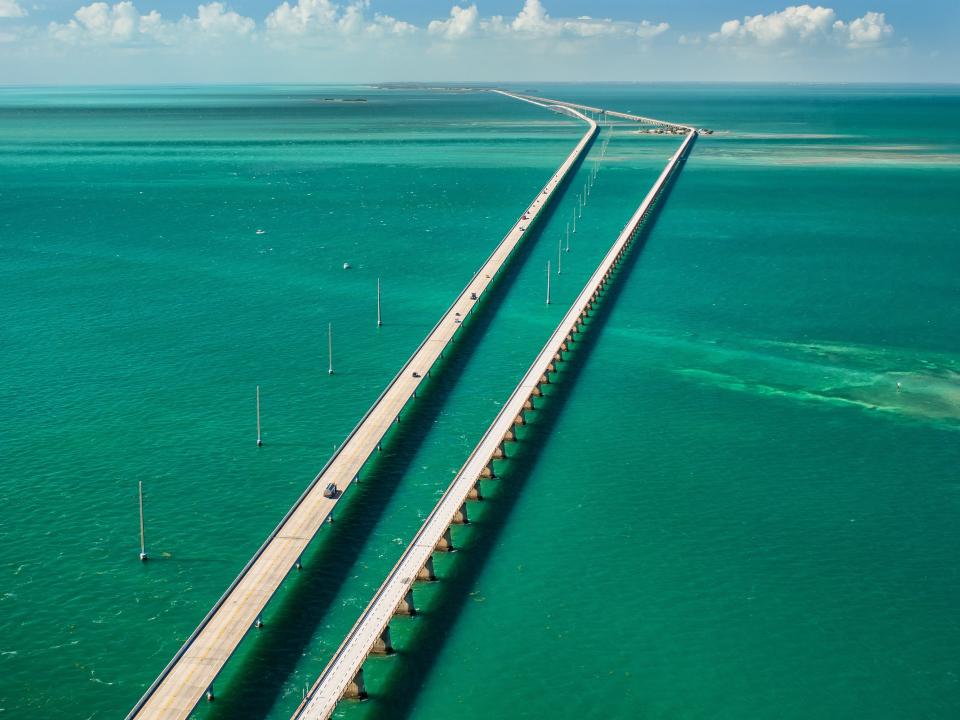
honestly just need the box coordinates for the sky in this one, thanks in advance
[0,0,957,84]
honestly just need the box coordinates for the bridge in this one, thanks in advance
[127,101,597,720]
[502,90,695,132]
[291,99,697,720]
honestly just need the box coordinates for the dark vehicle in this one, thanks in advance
[324,482,338,499]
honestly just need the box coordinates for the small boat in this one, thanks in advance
[343,262,351,270]
[255,229,266,235]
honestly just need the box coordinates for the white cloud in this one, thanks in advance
[514,0,668,39]
[427,4,478,40]
[189,3,255,38]
[709,5,893,49]
[48,2,255,46]
[266,0,414,39]
[0,0,25,19]
[840,11,893,48]
[429,0,667,42]
[49,2,160,44]
[368,12,416,37]
[710,5,836,45]
[265,0,337,35]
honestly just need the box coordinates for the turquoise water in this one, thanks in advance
[1,84,958,719]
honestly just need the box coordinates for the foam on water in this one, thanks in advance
[637,331,960,427]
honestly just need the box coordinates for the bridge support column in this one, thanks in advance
[436,527,455,552]
[514,411,526,426]
[206,684,215,702]
[344,668,367,700]
[452,503,469,525]
[539,373,550,384]
[493,443,506,459]
[296,556,303,571]
[480,462,496,479]
[255,615,263,629]
[417,555,437,582]
[395,588,416,616]
[468,480,483,500]
[531,386,543,397]
[523,397,535,410]
[371,625,394,655]
[503,428,515,442]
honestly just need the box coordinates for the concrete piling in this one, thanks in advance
[395,588,416,616]
[371,625,394,655]
[417,556,437,582]
[435,527,455,552]
[452,503,469,524]
[344,668,367,700]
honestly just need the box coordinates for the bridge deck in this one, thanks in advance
[506,90,694,131]
[292,102,696,720]
[128,102,597,720]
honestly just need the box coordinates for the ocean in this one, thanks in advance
[1,83,957,719]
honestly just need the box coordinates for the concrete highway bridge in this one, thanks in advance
[291,96,696,720]
[128,90,695,720]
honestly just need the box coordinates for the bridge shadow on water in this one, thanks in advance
[203,139,597,720]
[362,147,693,720]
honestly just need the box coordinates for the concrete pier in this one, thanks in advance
[370,625,393,655]
[394,589,416,617]
[417,556,437,582]
[343,670,366,700]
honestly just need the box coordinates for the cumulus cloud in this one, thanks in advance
[0,0,25,19]
[709,5,893,49]
[427,4,479,40]
[509,0,668,39]
[843,11,893,48]
[24,0,670,51]
[429,0,668,42]
[48,2,255,45]
[190,3,255,38]
[49,2,164,45]
[266,0,414,39]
